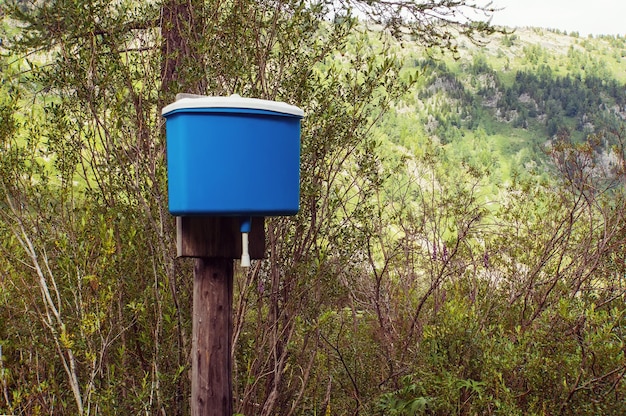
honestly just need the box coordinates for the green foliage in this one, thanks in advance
[374,279,626,415]
[376,376,432,415]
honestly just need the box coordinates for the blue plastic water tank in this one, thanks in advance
[162,95,304,216]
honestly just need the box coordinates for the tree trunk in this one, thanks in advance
[160,0,206,99]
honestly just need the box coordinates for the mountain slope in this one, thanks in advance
[378,27,626,187]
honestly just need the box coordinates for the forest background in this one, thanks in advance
[1,0,626,415]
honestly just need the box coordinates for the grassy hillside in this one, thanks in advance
[377,27,626,189]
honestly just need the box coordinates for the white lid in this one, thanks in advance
[162,94,304,117]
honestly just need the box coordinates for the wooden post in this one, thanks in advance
[192,257,233,416]
[177,216,265,259]
[181,216,265,416]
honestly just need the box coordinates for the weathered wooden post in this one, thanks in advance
[162,95,303,415]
